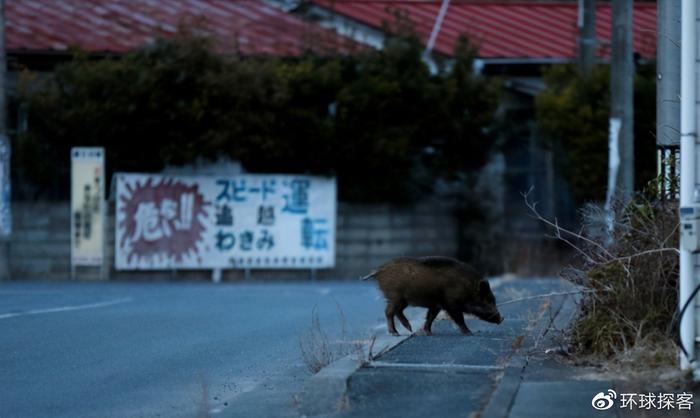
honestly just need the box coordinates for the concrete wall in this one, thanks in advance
[10,201,71,277]
[335,202,458,278]
[8,201,458,280]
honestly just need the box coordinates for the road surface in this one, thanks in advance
[0,281,386,418]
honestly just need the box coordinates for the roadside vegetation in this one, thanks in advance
[299,305,365,373]
[528,179,681,375]
[533,63,688,377]
[572,196,678,371]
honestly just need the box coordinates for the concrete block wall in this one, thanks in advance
[334,202,458,277]
[10,202,71,278]
[7,200,459,280]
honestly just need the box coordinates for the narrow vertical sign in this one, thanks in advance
[71,147,105,266]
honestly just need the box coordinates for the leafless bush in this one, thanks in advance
[525,190,679,367]
[299,304,363,374]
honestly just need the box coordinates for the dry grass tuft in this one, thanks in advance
[299,304,363,374]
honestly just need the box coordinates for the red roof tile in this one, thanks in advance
[312,1,657,60]
[6,0,359,56]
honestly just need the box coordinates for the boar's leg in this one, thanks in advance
[422,306,440,335]
[385,304,400,336]
[396,307,413,333]
[445,307,472,335]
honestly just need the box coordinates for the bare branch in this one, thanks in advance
[523,189,615,261]
[498,289,596,307]
[602,248,680,264]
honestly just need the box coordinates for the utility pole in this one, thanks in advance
[578,0,597,74]
[679,0,698,374]
[657,0,681,147]
[608,0,634,203]
[656,0,681,199]
[0,0,10,281]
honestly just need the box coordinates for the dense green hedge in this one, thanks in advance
[535,64,656,203]
[18,35,498,202]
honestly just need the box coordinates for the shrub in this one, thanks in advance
[568,198,679,364]
[18,34,498,203]
[529,193,679,369]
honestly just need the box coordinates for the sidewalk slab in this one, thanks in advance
[377,324,514,367]
[331,319,510,417]
[508,380,616,418]
[338,367,499,418]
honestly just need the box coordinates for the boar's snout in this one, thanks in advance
[476,280,503,324]
[485,311,504,324]
[468,303,503,324]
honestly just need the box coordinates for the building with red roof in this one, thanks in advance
[6,0,658,75]
[306,1,656,62]
[300,1,657,95]
[6,0,359,65]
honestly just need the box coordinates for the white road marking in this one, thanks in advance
[0,297,133,320]
[0,291,60,294]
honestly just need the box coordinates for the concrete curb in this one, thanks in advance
[297,320,421,417]
[481,363,526,418]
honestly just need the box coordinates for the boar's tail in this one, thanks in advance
[359,271,377,281]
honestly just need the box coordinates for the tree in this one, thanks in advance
[536,64,656,203]
[19,34,499,203]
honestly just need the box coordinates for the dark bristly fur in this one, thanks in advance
[364,256,503,336]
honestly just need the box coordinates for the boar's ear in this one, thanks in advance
[478,280,490,295]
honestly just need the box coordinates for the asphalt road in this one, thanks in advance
[0,280,386,418]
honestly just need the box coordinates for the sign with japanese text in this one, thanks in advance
[115,173,336,270]
[71,147,105,266]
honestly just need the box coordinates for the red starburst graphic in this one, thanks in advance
[119,177,210,265]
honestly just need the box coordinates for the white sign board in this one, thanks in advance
[71,147,105,266]
[115,173,336,270]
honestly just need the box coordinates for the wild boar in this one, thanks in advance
[361,256,503,336]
